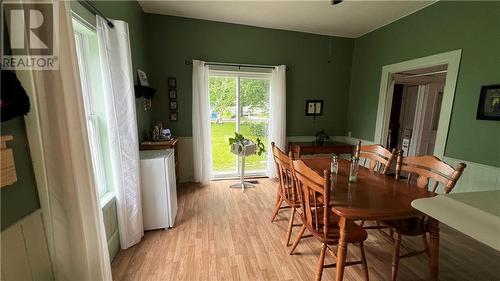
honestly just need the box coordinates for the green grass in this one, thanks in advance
[211,121,268,173]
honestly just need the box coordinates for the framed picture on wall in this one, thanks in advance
[170,112,178,121]
[168,77,177,88]
[305,100,324,116]
[169,89,177,99]
[476,84,500,120]
[170,100,178,110]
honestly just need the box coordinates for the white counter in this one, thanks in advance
[412,190,500,251]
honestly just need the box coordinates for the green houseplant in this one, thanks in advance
[228,132,266,156]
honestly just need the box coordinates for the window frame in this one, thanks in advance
[73,17,110,200]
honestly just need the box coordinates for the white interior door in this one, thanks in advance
[410,82,445,156]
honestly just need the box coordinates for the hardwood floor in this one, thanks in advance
[111,179,500,281]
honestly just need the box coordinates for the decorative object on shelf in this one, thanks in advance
[137,69,149,86]
[135,69,156,111]
[168,89,177,99]
[170,112,178,121]
[314,129,329,145]
[305,99,324,118]
[168,77,176,89]
[169,100,178,110]
[476,84,500,120]
[161,128,171,140]
[1,135,17,187]
[1,70,30,122]
[228,132,266,191]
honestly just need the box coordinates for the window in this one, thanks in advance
[73,18,110,198]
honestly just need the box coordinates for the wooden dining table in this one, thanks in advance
[302,157,439,281]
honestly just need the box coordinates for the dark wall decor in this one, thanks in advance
[168,77,178,122]
[305,100,324,118]
[476,84,500,120]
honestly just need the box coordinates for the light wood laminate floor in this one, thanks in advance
[112,179,500,281]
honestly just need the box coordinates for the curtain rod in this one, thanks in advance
[78,0,114,28]
[185,60,289,71]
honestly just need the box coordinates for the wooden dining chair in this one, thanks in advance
[289,159,369,281]
[270,142,302,246]
[359,143,398,175]
[387,153,466,281]
[357,142,398,231]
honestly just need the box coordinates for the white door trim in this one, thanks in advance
[373,49,462,159]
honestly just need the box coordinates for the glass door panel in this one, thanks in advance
[209,76,237,175]
[239,77,270,173]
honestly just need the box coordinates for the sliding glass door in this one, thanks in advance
[209,71,270,178]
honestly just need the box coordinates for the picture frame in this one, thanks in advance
[305,100,324,116]
[170,112,178,121]
[476,84,500,120]
[169,100,178,110]
[168,77,177,89]
[169,89,177,99]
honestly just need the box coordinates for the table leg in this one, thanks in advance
[428,217,440,280]
[335,217,351,281]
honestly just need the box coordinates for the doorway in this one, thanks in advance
[387,65,447,156]
[209,70,271,178]
[373,50,462,159]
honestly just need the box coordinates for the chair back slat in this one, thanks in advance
[291,159,331,240]
[272,142,299,204]
[359,144,397,174]
[396,153,466,193]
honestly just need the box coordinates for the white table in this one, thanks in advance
[412,190,500,251]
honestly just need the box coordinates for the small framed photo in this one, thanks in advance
[169,100,178,110]
[477,85,500,120]
[305,100,324,116]
[170,112,178,121]
[168,77,176,88]
[169,89,177,99]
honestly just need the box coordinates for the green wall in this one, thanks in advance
[348,1,500,167]
[90,1,153,141]
[144,15,354,137]
[0,118,40,230]
[0,117,40,230]
[1,24,40,230]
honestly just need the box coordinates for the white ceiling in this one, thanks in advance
[138,0,436,38]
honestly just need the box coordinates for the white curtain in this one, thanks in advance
[14,1,112,279]
[97,16,143,249]
[267,65,287,178]
[192,60,213,184]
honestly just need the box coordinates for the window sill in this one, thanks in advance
[100,192,116,209]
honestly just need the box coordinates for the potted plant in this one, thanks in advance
[314,129,329,146]
[228,132,266,156]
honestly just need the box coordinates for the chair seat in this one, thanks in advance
[383,217,427,236]
[306,207,368,244]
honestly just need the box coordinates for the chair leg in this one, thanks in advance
[360,220,365,227]
[422,233,430,257]
[315,243,327,281]
[289,225,306,255]
[391,232,402,281]
[285,207,296,246]
[359,242,369,281]
[270,196,283,222]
